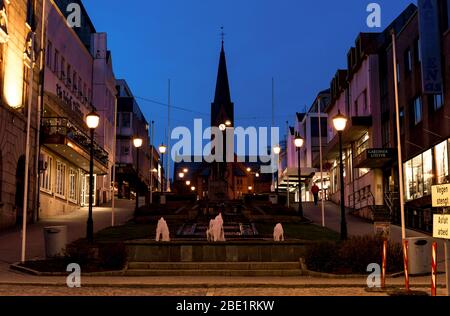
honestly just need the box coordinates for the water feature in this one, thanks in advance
[273,223,284,242]
[155,217,171,242]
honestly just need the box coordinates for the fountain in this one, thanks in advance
[155,217,171,242]
[206,213,226,242]
[273,223,284,242]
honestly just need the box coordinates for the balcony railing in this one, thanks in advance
[41,117,109,166]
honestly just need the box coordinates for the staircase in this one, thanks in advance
[125,262,303,277]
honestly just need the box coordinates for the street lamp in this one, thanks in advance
[133,137,143,213]
[159,144,167,193]
[332,110,348,240]
[178,172,185,179]
[85,111,100,243]
[294,134,304,217]
[273,145,281,195]
[186,180,191,186]
[183,168,188,173]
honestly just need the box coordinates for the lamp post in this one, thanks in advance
[133,137,143,213]
[332,110,348,240]
[294,134,305,217]
[85,111,100,243]
[273,145,281,196]
[159,144,167,193]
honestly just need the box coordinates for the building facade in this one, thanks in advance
[278,90,330,204]
[39,0,115,218]
[0,0,43,229]
[382,1,450,233]
[115,79,152,201]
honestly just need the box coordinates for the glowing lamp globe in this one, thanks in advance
[86,111,100,129]
[332,111,348,132]
[133,137,143,148]
[159,144,167,154]
[294,135,305,148]
[273,145,281,155]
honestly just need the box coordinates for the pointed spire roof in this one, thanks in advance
[214,42,232,104]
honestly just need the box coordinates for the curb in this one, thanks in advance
[10,263,126,277]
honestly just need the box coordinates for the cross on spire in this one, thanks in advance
[220,26,225,46]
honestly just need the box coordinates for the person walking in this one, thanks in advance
[311,183,320,206]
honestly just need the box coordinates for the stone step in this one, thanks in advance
[124,269,304,277]
[127,262,301,271]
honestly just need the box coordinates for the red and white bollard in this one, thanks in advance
[403,239,410,291]
[381,240,387,288]
[431,242,438,297]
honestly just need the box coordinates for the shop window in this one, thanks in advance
[404,149,434,201]
[40,153,52,192]
[423,149,433,196]
[55,161,66,198]
[68,168,77,203]
[435,141,449,184]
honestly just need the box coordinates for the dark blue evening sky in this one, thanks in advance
[83,0,414,146]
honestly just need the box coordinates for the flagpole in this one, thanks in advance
[318,96,326,227]
[167,79,171,192]
[391,30,406,241]
[111,93,118,227]
[21,33,36,263]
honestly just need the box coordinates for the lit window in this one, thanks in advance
[432,94,444,111]
[413,97,422,125]
[68,169,77,202]
[40,153,52,192]
[435,141,449,184]
[55,161,66,198]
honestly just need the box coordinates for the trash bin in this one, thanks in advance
[406,237,433,275]
[43,226,67,258]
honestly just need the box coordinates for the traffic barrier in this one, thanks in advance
[431,242,437,297]
[381,239,387,288]
[403,240,410,291]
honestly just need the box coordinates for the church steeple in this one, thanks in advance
[211,38,234,128]
[214,42,232,105]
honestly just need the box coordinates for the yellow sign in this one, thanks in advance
[433,215,450,240]
[432,184,450,207]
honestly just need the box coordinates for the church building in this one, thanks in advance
[173,41,273,201]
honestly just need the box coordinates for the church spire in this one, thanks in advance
[214,34,231,105]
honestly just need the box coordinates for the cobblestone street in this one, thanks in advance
[0,284,445,296]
